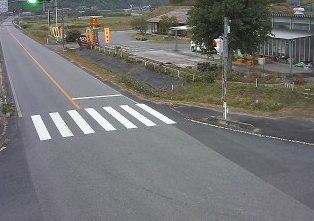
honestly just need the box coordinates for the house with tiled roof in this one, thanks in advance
[147,9,190,34]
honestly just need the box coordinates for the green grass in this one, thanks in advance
[147,6,191,19]
[159,81,314,117]
[269,3,294,14]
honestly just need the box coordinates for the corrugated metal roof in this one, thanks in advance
[170,25,192,31]
[272,29,314,39]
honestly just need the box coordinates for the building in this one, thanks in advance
[147,9,190,35]
[148,9,314,63]
[261,13,314,64]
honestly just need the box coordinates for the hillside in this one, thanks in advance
[60,0,169,9]
[9,0,169,11]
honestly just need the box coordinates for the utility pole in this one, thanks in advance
[222,17,229,120]
[61,2,64,50]
[55,0,57,28]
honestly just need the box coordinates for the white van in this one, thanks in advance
[190,40,204,52]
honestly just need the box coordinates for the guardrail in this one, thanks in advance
[303,88,314,98]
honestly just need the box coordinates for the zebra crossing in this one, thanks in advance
[31,104,176,141]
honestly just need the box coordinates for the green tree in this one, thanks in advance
[188,0,272,69]
[130,16,148,34]
[169,0,196,5]
[158,15,178,34]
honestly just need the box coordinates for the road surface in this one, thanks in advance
[1,19,314,221]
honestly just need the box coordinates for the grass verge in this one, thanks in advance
[60,49,314,119]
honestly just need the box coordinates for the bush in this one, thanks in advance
[197,62,217,72]
[294,77,306,85]
[2,103,15,115]
[20,23,32,29]
[66,29,81,42]
[201,73,215,83]
[135,36,148,41]
[120,76,159,97]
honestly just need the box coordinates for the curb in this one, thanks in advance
[200,116,259,133]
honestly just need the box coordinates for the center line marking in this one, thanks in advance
[72,94,122,100]
[7,28,81,110]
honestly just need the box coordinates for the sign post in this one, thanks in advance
[0,0,8,14]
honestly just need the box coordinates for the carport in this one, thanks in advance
[169,25,192,51]
[261,29,314,74]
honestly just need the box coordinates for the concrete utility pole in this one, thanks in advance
[55,0,57,28]
[61,1,64,49]
[222,17,229,120]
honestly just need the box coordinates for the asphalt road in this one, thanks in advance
[1,19,314,221]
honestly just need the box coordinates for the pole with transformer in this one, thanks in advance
[222,17,229,120]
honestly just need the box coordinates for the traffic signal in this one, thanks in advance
[27,0,52,3]
[104,28,111,45]
[213,37,223,56]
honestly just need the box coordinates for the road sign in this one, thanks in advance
[0,0,8,13]
[78,35,88,47]
[104,28,110,45]
[86,28,92,43]
[90,18,99,27]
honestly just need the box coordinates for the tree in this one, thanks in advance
[188,0,272,70]
[169,0,196,5]
[158,15,178,34]
[130,16,148,35]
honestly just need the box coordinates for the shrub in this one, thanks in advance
[20,23,32,29]
[201,73,215,83]
[66,29,81,42]
[197,62,217,72]
[120,76,159,97]
[135,36,148,41]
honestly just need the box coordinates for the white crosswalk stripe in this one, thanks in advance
[68,110,95,134]
[103,106,138,129]
[120,105,156,127]
[31,115,52,141]
[30,104,176,141]
[85,108,116,131]
[49,112,74,138]
[136,104,176,124]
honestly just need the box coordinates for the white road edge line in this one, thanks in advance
[0,146,7,152]
[72,94,123,100]
[189,119,314,147]
[2,47,22,118]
